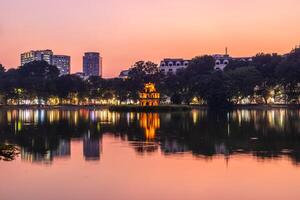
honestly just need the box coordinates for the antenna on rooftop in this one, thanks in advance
[225,47,228,56]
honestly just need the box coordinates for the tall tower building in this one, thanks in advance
[21,50,53,66]
[83,52,102,77]
[52,55,71,75]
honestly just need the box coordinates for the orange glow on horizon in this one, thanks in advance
[1,0,300,77]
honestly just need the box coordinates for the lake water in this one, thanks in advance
[0,108,300,200]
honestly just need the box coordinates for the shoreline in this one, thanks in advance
[0,104,299,111]
[0,105,110,110]
[108,105,192,112]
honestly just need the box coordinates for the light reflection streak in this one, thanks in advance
[139,113,160,140]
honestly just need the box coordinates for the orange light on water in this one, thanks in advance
[139,113,160,140]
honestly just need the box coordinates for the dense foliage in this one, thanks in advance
[1,48,300,108]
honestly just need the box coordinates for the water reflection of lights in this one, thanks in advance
[3,109,296,136]
[6,110,45,133]
[47,110,60,124]
[192,111,199,124]
[95,110,120,124]
[73,111,79,125]
[139,113,160,140]
[21,148,52,165]
[231,109,289,132]
[2,109,300,166]
[126,112,135,125]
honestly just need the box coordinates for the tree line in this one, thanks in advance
[0,47,300,108]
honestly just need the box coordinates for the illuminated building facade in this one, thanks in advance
[21,49,53,65]
[52,55,71,75]
[83,52,102,77]
[139,83,160,106]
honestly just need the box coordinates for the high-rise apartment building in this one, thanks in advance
[83,52,102,77]
[21,50,53,66]
[52,55,71,75]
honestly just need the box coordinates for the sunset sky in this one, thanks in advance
[1,0,300,77]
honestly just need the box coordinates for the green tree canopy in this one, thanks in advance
[275,48,300,101]
[202,71,233,109]
[19,61,59,79]
[186,55,215,74]
[55,75,86,101]
[227,66,262,99]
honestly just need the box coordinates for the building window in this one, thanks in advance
[168,62,173,67]
[169,69,173,72]
[176,62,181,66]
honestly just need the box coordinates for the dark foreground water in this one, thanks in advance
[0,109,300,200]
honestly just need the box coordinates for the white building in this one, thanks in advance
[213,54,253,71]
[21,50,53,66]
[213,54,231,70]
[159,58,190,75]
